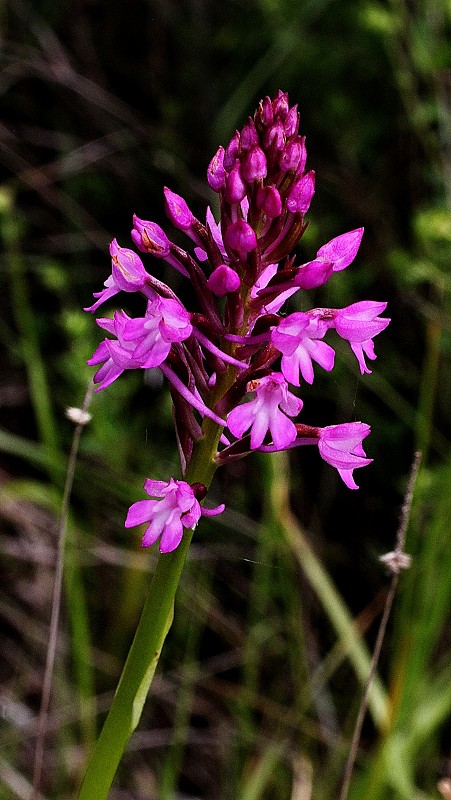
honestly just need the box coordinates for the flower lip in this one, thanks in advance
[318,422,372,489]
[227,372,303,451]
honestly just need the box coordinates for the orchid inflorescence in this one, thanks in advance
[85,90,390,553]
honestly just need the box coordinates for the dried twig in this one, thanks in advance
[338,450,421,800]
[31,383,93,800]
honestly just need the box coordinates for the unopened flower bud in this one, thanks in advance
[110,239,148,291]
[279,136,307,173]
[240,118,259,151]
[287,170,315,215]
[284,105,299,137]
[256,185,282,218]
[164,187,195,231]
[225,160,247,203]
[131,216,171,257]
[263,119,285,151]
[207,264,241,297]
[272,90,290,120]
[257,96,274,128]
[224,219,257,256]
[191,482,208,501]
[295,259,333,289]
[224,131,240,171]
[207,146,226,192]
[242,146,267,183]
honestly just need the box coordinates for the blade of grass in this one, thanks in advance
[158,568,213,799]
[0,187,60,484]
[265,450,389,728]
[240,740,287,800]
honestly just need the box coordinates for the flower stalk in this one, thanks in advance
[77,419,221,799]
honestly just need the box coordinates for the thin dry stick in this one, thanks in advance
[338,450,421,800]
[32,383,93,800]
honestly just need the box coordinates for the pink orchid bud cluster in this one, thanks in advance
[85,90,390,552]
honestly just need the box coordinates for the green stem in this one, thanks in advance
[77,539,190,798]
[77,416,221,799]
[0,188,60,482]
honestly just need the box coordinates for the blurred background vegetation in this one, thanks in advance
[0,0,450,798]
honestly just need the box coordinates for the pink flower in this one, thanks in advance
[318,422,372,489]
[125,478,225,552]
[87,296,192,390]
[227,373,303,449]
[87,311,145,390]
[84,91,389,511]
[125,297,192,359]
[334,301,390,374]
[271,312,335,385]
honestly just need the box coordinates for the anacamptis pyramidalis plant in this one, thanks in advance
[79,90,389,799]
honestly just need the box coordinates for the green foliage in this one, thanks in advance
[0,0,449,797]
